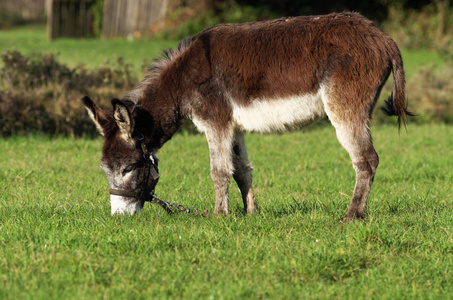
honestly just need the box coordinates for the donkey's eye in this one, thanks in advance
[122,164,137,176]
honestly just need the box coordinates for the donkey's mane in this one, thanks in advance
[148,37,193,75]
[123,37,194,103]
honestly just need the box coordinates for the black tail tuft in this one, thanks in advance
[381,93,417,120]
[380,93,396,116]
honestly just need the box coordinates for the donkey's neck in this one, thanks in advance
[124,38,208,149]
[134,82,184,149]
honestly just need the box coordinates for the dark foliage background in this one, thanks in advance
[0,51,136,136]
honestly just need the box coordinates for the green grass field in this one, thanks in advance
[0,25,178,76]
[1,124,452,299]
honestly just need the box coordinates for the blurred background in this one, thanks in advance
[0,0,452,136]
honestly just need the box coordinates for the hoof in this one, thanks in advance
[246,206,260,215]
[214,207,229,215]
[339,213,365,223]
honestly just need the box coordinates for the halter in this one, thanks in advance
[109,134,160,202]
[107,134,204,215]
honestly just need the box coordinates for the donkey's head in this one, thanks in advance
[82,96,160,215]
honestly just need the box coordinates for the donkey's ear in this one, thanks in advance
[112,98,134,138]
[81,96,108,136]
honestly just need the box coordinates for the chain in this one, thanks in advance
[150,194,209,216]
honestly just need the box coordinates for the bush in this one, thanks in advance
[405,64,453,123]
[0,50,137,136]
[382,2,453,58]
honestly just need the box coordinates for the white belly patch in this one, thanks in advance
[231,91,326,133]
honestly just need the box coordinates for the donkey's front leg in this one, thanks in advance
[205,129,234,215]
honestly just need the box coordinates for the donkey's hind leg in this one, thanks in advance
[330,120,379,221]
[232,132,259,214]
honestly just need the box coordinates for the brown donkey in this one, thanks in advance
[82,12,412,221]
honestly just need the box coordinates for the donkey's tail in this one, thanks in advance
[380,47,415,130]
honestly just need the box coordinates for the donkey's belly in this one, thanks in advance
[231,92,326,133]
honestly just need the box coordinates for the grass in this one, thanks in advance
[0,25,446,79]
[1,124,452,299]
[0,25,179,76]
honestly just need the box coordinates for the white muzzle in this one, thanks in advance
[110,195,142,215]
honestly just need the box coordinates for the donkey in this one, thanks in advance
[82,12,412,221]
